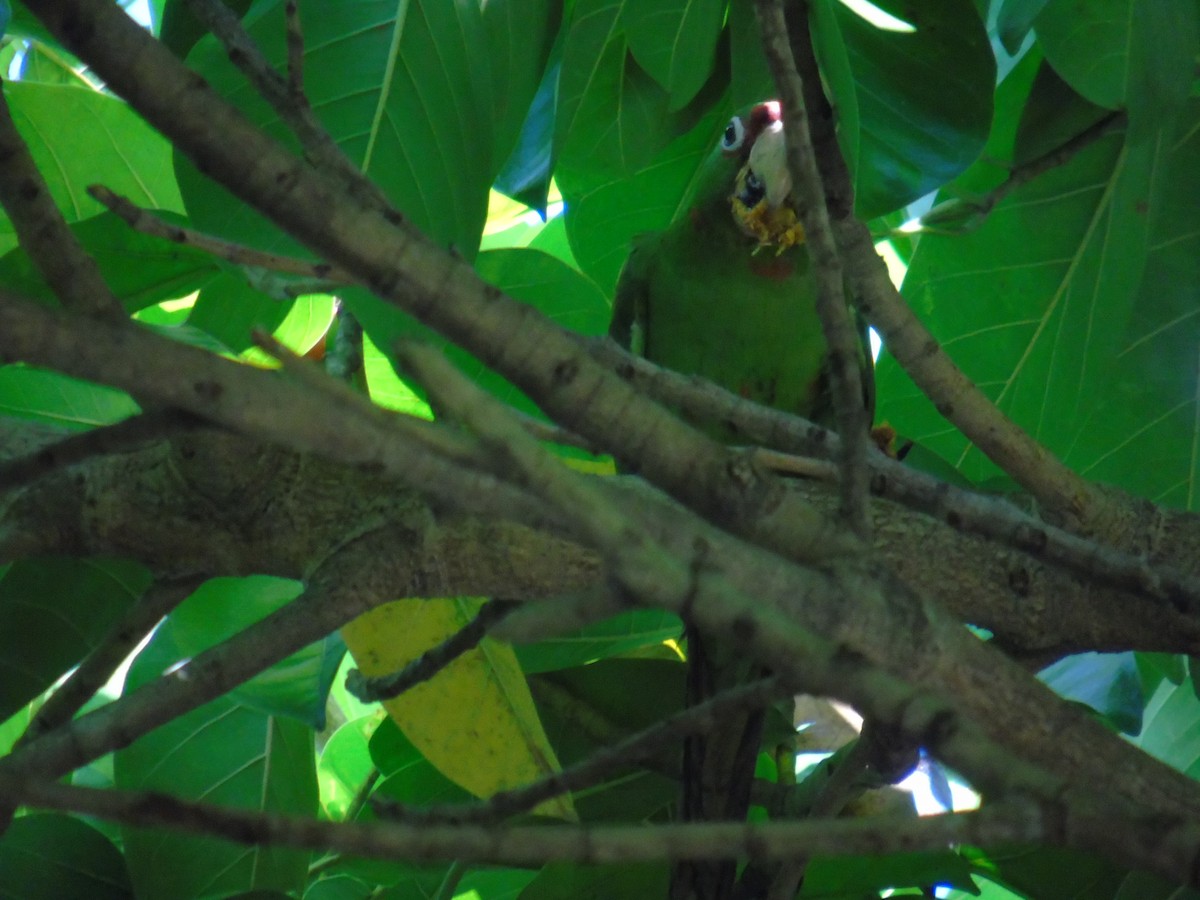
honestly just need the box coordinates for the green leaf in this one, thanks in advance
[116,628,317,900]
[159,0,253,58]
[1137,676,1200,776]
[155,576,342,728]
[800,850,978,897]
[0,368,139,428]
[1060,101,1200,508]
[1038,652,1143,735]
[304,875,378,900]
[559,97,728,294]
[0,557,151,721]
[515,608,681,673]
[483,0,560,169]
[0,81,183,256]
[811,0,995,218]
[521,862,667,899]
[180,0,498,259]
[0,211,219,312]
[623,0,725,111]
[529,659,680,823]
[0,813,133,900]
[368,716,475,806]
[729,0,775,108]
[877,74,1182,491]
[186,270,293,353]
[984,846,1131,900]
[318,713,383,821]
[996,0,1049,55]
[1035,0,1198,132]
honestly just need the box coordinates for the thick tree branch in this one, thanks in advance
[592,339,1200,620]
[26,0,862,574]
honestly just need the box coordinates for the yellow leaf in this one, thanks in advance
[341,597,575,820]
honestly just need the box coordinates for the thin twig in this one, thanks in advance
[181,0,392,214]
[376,678,785,825]
[919,111,1127,233]
[0,409,204,494]
[284,0,304,99]
[89,185,354,285]
[325,303,365,382]
[754,0,872,539]
[18,578,200,744]
[0,772,1056,869]
[345,598,518,703]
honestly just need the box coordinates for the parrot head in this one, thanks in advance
[717,101,807,252]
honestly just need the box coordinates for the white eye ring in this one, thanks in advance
[720,115,746,154]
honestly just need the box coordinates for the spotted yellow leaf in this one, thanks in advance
[341,597,574,820]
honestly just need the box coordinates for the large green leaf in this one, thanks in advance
[876,74,1190,496]
[1038,652,1143,735]
[0,557,150,722]
[811,0,995,218]
[152,576,343,728]
[623,0,724,111]
[554,0,676,178]
[0,81,183,256]
[0,813,133,900]
[521,862,667,899]
[317,712,383,821]
[515,608,681,673]
[800,850,978,897]
[1035,0,1198,133]
[115,628,317,900]
[482,0,560,169]
[0,368,139,427]
[559,96,728,294]
[178,0,508,259]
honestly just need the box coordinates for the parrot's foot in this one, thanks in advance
[871,423,898,457]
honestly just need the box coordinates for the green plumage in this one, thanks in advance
[610,102,873,900]
[612,108,841,431]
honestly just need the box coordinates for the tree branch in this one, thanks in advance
[0,772,1054,869]
[0,79,121,318]
[89,185,353,287]
[754,0,872,538]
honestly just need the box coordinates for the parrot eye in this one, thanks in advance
[720,116,747,154]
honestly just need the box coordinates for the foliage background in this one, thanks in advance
[0,0,1197,898]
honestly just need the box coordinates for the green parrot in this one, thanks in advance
[610,100,874,900]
